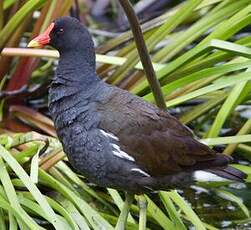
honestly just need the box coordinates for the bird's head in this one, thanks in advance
[28,16,94,54]
[28,16,96,69]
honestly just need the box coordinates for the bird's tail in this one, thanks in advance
[207,166,247,182]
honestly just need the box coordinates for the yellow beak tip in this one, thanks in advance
[27,40,41,48]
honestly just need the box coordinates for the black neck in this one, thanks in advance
[53,49,99,87]
[49,50,101,126]
[59,48,96,70]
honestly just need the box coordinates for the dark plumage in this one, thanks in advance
[29,16,246,194]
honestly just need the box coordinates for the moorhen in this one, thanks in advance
[28,16,246,229]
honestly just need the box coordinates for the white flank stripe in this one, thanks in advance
[112,144,121,152]
[193,170,230,182]
[131,168,150,177]
[100,129,119,141]
[100,130,135,162]
[112,144,135,161]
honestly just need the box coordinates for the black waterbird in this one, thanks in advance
[28,16,246,229]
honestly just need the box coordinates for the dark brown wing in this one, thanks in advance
[97,88,227,177]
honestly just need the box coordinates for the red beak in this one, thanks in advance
[27,23,55,48]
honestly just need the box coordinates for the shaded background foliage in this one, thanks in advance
[0,0,251,229]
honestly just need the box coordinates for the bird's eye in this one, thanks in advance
[57,28,64,35]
